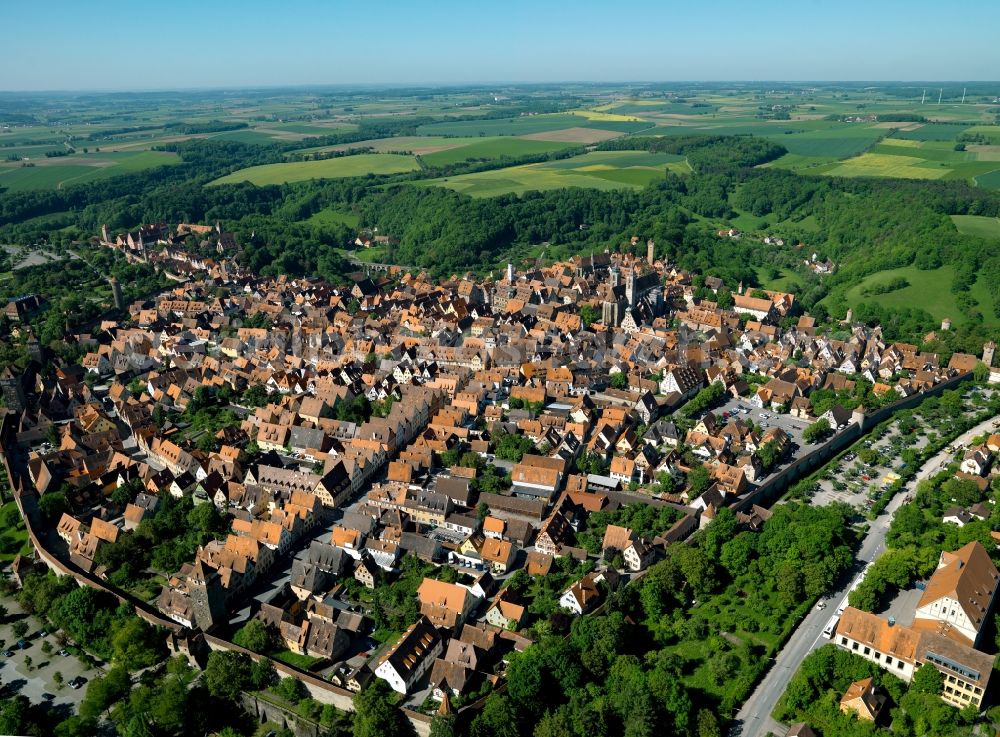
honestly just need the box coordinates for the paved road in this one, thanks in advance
[734,410,1000,737]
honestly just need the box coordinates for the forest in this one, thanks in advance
[3,123,1000,352]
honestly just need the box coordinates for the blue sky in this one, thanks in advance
[2,0,998,90]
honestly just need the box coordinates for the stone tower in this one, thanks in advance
[609,265,620,289]
[188,560,226,632]
[646,239,655,266]
[984,341,996,368]
[25,335,43,364]
[110,277,123,310]
[101,224,110,243]
[0,367,26,412]
[625,266,637,308]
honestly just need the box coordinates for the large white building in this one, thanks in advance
[374,618,442,694]
[835,541,1000,710]
[913,541,999,648]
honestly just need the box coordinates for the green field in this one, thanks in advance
[892,123,973,141]
[951,214,1000,239]
[420,138,576,166]
[975,169,1000,189]
[833,264,998,326]
[417,150,681,197]
[210,154,420,186]
[417,113,653,137]
[203,129,289,145]
[822,152,950,179]
[649,120,886,159]
[0,150,180,191]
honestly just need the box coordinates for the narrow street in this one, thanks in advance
[734,410,1000,737]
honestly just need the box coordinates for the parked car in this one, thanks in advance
[1,651,14,657]
[57,649,70,657]
[69,676,87,689]
[16,640,27,650]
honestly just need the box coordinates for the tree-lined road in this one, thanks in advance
[734,410,1000,737]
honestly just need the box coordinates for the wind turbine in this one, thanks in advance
[921,89,926,104]
[938,88,943,105]
[961,88,967,104]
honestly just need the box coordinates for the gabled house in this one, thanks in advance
[374,618,442,695]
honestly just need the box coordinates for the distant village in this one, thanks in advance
[2,219,997,714]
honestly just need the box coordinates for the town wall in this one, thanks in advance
[737,371,971,510]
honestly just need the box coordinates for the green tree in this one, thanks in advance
[610,372,628,390]
[12,620,28,639]
[250,658,278,690]
[203,651,251,702]
[912,663,943,695]
[430,712,458,737]
[470,694,519,737]
[38,490,68,521]
[579,304,600,328]
[0,696,39,737]
[802,418,832,444]
[111,616,164,670]
[352,680,413,737]
[274,676,308,703]
[756,440,781,471]
[696,708,720,737]
[687,465,711,496]
[80,665,131,720]
[54,715,97,737]
[233,618,276,654]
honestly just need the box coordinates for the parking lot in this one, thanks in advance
[0,593,98,715]
[710,396,812,487]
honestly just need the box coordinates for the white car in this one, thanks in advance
[815,599,826,610]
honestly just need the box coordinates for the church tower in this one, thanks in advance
[625,266,637,308]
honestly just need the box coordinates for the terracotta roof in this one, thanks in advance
[836,607,920,664]
[417,578,471,614]
[916,541,999,636]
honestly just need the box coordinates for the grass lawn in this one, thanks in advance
[755,265,801,291]
[832,264,998,326]
[0,502,31,563]
[305,208,359,229]
[951,214,1000,239]
[343,246,388,263]
[210,153,419,186]
[271,649,323,670]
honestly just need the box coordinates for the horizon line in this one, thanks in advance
[2,79,999,95]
